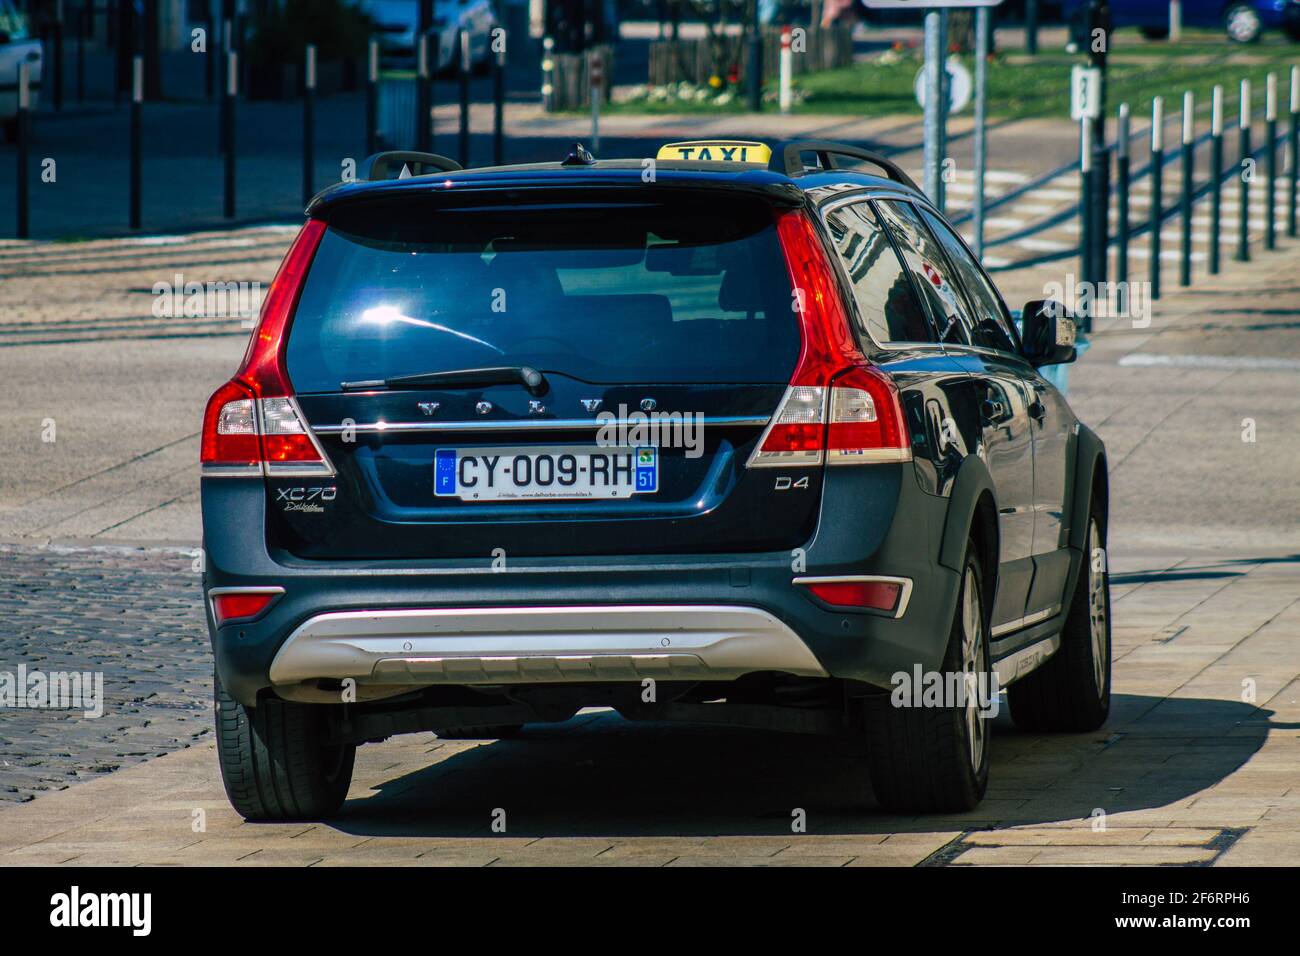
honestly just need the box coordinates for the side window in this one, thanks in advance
[873,200,973,346]
[918,207,1020,354]
[822,201,935,345]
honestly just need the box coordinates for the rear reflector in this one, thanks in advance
[748,210,911,468]
[798,579,903,614]
[200,219,332,477]
[210,590,282,625]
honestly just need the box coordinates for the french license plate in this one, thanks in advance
[434,445,658,501]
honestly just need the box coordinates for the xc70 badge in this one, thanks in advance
[276,486,337,513]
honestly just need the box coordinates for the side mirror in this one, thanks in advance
[1019,299,1077,367]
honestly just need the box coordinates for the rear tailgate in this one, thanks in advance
[271,192,825,560]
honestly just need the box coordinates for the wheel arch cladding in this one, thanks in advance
[1067,423,1109,554]
[939,453,999,583]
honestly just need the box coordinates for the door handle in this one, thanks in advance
[1028,400,1046,423]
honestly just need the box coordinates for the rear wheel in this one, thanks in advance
[1007,501,1111,732]
[863,546,992,813]
[215,671,355,821]
[1226,3,1263,43]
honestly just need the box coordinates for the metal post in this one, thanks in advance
[922,10,943,205]
[746,0,761,113]
[458,30,470,167]
[1169,0,1182,43]
[366,38,378,155]
[1238,79,1251,262]
[416,32,430,153]
[15,63,30,239]
[217,17,231,153]
[53,0,64,111]
[1265,72,1277,251]
[779,25,792,115]
[936,10,949,214]
[1093,135,1110,287]
[76,0,86,103]
[130,54,142,229]
[1080,118,1094,294]
[1210,85,1224,275]
[1290,66,1299,239]
[1025,0,1038,56]
[492,36,505,166]
[303,44,316,206]
[1150,97,1163,300]
[589,47,602,155]
[205,10,214,99]
[224,50,236,219]
[1116,103,1130,292]
[973,6,989,259]
[1179,90,1193,286]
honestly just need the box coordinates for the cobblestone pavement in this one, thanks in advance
[0,543,210,803]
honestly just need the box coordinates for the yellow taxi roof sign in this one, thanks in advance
[656,141,771,165]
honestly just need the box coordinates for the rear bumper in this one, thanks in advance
[203,462,961,706]
[269,604,829,689]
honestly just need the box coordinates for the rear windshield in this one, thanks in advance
[285,199,801,392]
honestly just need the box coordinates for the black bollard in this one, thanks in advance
[492,31,504,166]
[130,55,142,229]
[1265,73,1277,251]
[1210,85,1224,275]
[1116,103,1130,291]
[366,38,378,156]
[458,29,470,168]
[303,44,316,206]
[1179,91,1194,287]
[1237,79,1251,263]
[16,63,30,239]
[224,50,237,219]
[1150,97,1163,300]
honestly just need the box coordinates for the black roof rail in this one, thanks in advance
[359,151,463,182]
[772,141,921,192]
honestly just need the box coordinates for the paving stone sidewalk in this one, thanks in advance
[0,544,1295,866]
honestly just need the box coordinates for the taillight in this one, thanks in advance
[210,588,283,625]
[748,210,911,468]
[200,219,332,477]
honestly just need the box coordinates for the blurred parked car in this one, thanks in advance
[0,0,41,141]
[1064,0,1300,44]
[363,0,498,73]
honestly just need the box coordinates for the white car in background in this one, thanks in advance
[0,0,42,140]
[363,0,498,74]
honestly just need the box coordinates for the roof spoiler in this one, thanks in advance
[359,151,463,182]
[771,141,920,192]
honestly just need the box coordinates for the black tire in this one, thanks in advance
[1007,500,1111,732]
[864,546,992,813]
[1226,3,1263,43]
[1138,25,1171,41]
[215,671,355,821]
[432,724,524,739]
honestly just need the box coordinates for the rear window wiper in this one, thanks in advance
[342,365,548,395]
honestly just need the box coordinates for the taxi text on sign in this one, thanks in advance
[656,141,773,164]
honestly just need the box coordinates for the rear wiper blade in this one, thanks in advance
[352,365,549,395]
